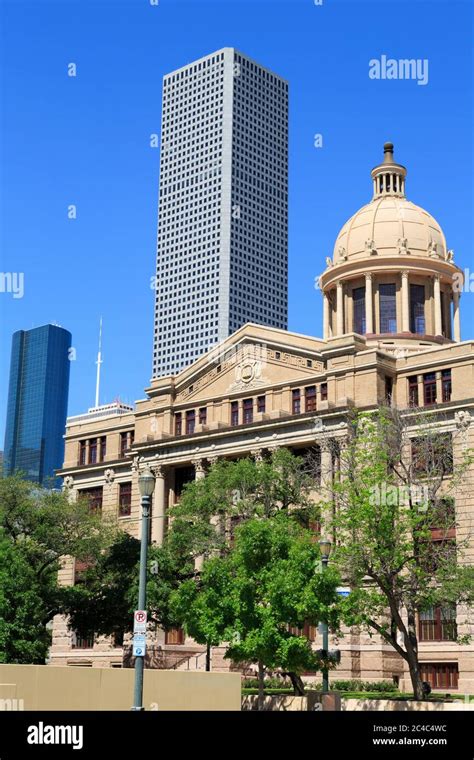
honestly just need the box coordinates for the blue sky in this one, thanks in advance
[0,0,472,441]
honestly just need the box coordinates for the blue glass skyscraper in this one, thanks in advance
[3,324,72,485]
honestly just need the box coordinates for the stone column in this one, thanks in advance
[319,438,334,544]
[417,374,424,407]
[151,465,166,546]
[453,289,461,342]
[401,270,410,332]
[193,458,206,480]
[319,438,333,494]
[323,292,330,339]
[336,280,344,336]
[193,458,207,570]
[365,273,373,334]
[433,275,442,336]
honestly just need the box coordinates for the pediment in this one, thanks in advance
[173,334,326,404]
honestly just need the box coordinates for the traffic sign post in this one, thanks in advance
[134,610,147,634]
[131,474,154,712]
[133,634,146,658]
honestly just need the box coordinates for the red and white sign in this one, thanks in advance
[134,610,147,633]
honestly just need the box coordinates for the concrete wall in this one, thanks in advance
[341,698,474,711]
[0,664,241,711]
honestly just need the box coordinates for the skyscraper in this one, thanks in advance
[3,324,72,485]
[153,47,288,377]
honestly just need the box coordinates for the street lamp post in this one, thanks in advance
[319,538,332,694]
[131,465,155,711]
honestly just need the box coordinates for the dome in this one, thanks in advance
[319,143,463,351]
[332,196,447,263]
[331,143,448,265]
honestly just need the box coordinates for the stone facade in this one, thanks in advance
[50,145,474,694]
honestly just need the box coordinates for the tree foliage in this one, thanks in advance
[328,407,474,699]
[171,514,341,697]
[0,476,118,663]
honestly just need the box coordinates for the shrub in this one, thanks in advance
[242,676,291,690]
[330,679,397,693]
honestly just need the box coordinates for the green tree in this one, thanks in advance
[0,529,53,663]
[327,408,474,700]
[171,515,341,705]
[171,448,319,560]
[0,475,117,663]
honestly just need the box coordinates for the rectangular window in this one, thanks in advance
[292,389,301,415]
[305,386,316,413]
[119,482,132,517]
[419,605,457,642]
[198,407,207,425]
[74,559,91,585]
[320,383,328,402]
[185,409,195,435]
[89,438,97,464]
[385,376,393,403]
[72,632,95,650]
[408,376,419,407]
[379,283,397,333]
[442,369,452,402]
[257,395,266,414]
[243,398,253,424]
[79,440,86,466]
[353,286,366,334]
[120,432,128,458]
[429,497,456,542]
[79,487,103,513]
[165,627,185,645]
[423,372,437,406]
[412,434,453,476]
[99,436,106,462]
[420,662,458,690]
[174,413,182,436]
[230,401,239,426]
[288,622,317,642]
[410,284,426,334]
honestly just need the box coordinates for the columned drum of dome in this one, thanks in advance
[319,143,464,353]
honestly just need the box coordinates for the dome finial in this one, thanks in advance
[371,143,406,199]
[383,142,395,163]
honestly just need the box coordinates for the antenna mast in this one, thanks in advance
[95,317,103,408]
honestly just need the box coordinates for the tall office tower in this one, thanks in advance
[3,324,72,485]
[153,47,288,377]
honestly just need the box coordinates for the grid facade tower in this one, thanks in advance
[153,47,288,377]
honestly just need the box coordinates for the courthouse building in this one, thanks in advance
[50,144,474,694]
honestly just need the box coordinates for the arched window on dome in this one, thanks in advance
[353,286,366,334]
[379,284,397,334]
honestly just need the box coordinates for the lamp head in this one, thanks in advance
[138,465,156,497]
[319,538,332,560]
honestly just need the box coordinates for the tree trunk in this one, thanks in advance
[405,647,425,700]
[405,611,425,700]
[205,642,211,672]
[287,671,305,696]
[258,660,265,710]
